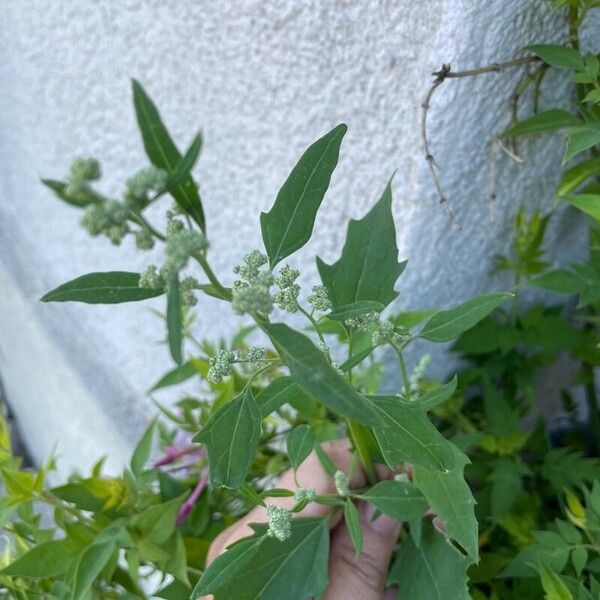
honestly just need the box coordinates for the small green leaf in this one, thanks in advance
[563,193,600,222]
[262,322,381,425]
[338,346,376,372]
[130,420,156,477]
[557,157,600,196]
[131,494,186,545]
[168,132,202,189]
[261,124,347,267]
[166,276,183,365]
[413,448,478,561]
[315,444,337,477]
[411,376,458,411]
[419,292,513,343]
[504,110,580,137]
[526,44,585,71]
[571,546,588,576]
[372,397,456,472]
[42,178,102,208]
[538,562,573,600]
[286,425,315,471]
[0,540,77,577]
[326,301,385,322]
[196,518,330,600]
[255,376,307,417]
[563,125,600,163]
[131,79,205,230]
[149,360,201,392]
[388,522,471,600]
[41,272,163,304]
[194,387,262,488]
[344,500,363,557]
[360,480,428,522]
[317,180,406,310]
[69,541,116,600]
[529,269,583,294]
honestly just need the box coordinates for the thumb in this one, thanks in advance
[324,502,401,600]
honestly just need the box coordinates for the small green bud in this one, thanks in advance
[307,285,332,312]
[275,264,300,288]
[70,158,101,182]
[181,276,200,307]
[318,341,329,354]
[294,487,317,502]
[135,227,155,250]
[273,284,300,313]
[334,470,350,497]
[394,473,410,483]
[345,312,379,331]
[266,504,292,541]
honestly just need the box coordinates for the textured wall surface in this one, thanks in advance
[0,0,595,475]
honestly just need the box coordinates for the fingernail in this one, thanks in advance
[362,502,402,537]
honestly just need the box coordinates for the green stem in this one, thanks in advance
[346,420,377,486]
[129,212,166,241]
[195,254,232,301]
[393,344,411,401]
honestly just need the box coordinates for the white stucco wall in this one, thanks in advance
[0,0,597,476]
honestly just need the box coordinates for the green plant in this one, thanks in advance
[1,1,600,599]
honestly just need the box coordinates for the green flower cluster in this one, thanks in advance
[81,200,130,245]
[371,319,410,347]
[334,470,350,497]
[345,312,379,331]
[294,487,317,502]
[273,265,300,313]
[232,251,274,315]
[409,354,432,394]
[206,346,268,383]
[124,166,168,209]
[307,285,331,312]
[266,504,292,541]
[163,216,208,278]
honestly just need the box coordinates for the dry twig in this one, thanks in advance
[421,56,540,227]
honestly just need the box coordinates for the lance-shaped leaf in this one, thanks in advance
[360,480,428,522]
[166,276,183,365]
[0,539,78,578]
[410,376,458,411]
[132,79,205,230]
[504,109,580,137]
[149,360,202,392]
[388,522,471,600]
[526,44,585,71]
[168,132,202,189]
[262,322,381,425]
[563,193,600,222]
[286,425,315,471]
[41,272,164,304]
[317,180,406,310]
[371,396,456,472]
[69,541,116,600]
[261,124,347,268]
[419,292,513,343]
[413,448,478,561]
[42,179,103,208]
[344,500,363,557]
[255,376,307,417]
[194,387,262,488]
[195,518,330,600]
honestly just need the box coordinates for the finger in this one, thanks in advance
[324,501,401,600]
[206,439,367,564]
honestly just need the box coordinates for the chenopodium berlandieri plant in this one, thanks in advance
[39,79,514,599]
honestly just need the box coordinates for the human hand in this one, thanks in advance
[202,439,401,600]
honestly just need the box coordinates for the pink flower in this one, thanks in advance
[176,476,208,525]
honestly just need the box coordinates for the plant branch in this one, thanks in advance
[421,56,540,227]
